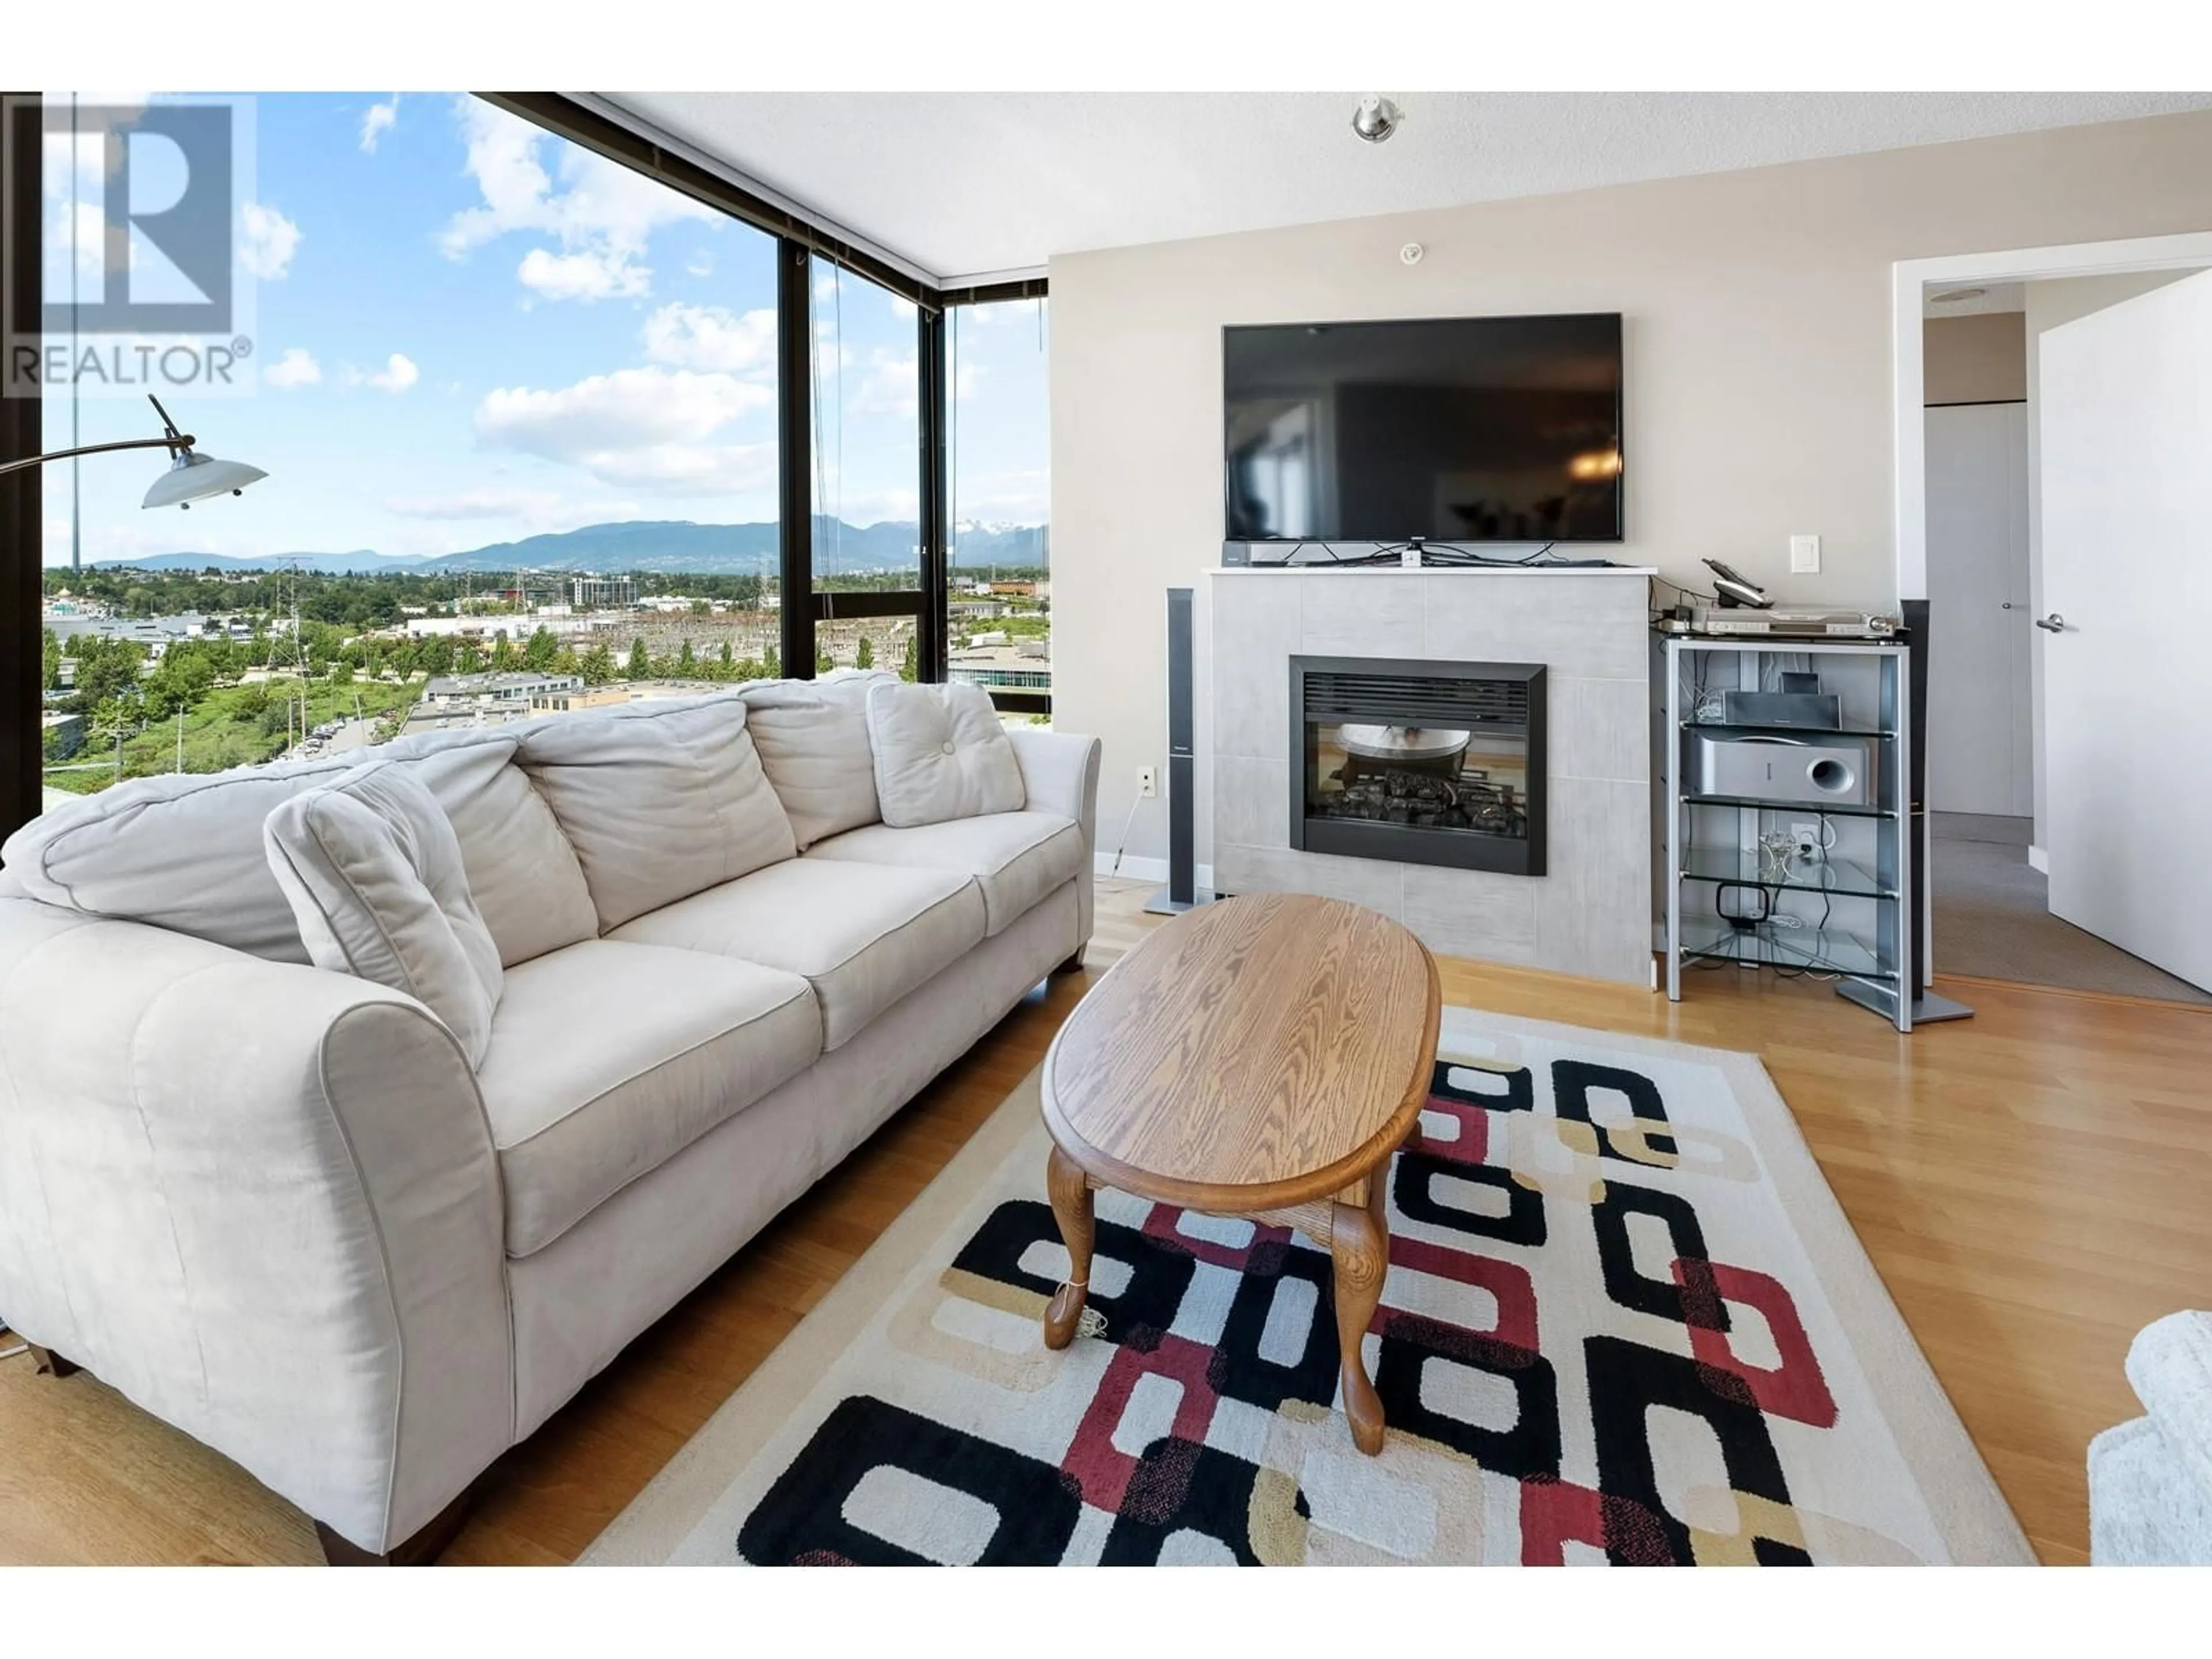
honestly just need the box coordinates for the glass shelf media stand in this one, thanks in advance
[1661,634,1918,1032]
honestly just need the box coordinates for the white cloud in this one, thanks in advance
[685,252,713,278]
[438,98,710,303]
[641,304,776,374]
[474,366,772,493]
[383,487,640,531]
[346,353,419,393]
[851,350,918,419]
[517,246,647,303]
[263,347,321,388]
[239,202,301,281]
[889,293,917,321]
[359,94,400,154]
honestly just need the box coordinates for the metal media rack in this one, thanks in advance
[1660,635,1914,1031]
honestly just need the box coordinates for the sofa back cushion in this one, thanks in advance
[380,728,600,968]
[865,681,1027,828]
[516,694,796,930]
[0,729,599,968]
[264,762,504,1067]
[741,670,893,850]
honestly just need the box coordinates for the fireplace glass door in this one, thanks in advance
[1290,657,1546,877]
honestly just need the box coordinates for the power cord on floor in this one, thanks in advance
[1107,794,1145,878]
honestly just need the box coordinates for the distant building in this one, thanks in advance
[570,575,638,611]
[529,685,632,714]
[421,671,584,706]
[949,643,1051,696]
[41,711,84,759]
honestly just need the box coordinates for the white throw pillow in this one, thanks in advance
[865,681,1027,828]
[263,762,504,1068]
[516,692,797,930]
[742,671,893,850]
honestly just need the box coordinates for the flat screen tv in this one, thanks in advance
[1224,313,1624,544]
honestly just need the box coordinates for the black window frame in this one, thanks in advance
[0,92,1050,844]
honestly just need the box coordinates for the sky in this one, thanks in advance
[40,93,1048,575]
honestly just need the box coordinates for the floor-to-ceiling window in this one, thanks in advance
[806,254,925,679]
[945,295,1049,721]
[28,93,782,812]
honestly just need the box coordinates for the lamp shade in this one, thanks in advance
[142,448,268,510]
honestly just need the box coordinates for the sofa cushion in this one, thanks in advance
[741,671,894,850]
[517,695,797,932]
[805,810,1084,936]
[381,728,600,968]
[1,753,370,963]
[263,763,504,1067]
[609,858,984,1050]
[476,939,819,1256]
[865,681,1025,828]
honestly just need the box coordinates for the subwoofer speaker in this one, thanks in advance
[1145,588,1213,914]
[1685,730,1877,808]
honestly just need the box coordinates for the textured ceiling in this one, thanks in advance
[603,91,2212,283]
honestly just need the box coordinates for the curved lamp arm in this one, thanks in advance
[0,433,195,478]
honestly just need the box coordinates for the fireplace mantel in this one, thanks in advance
[1206,566,1654,985]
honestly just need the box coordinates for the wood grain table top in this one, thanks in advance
[1040,893,1442,1213]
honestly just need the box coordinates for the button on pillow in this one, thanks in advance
[864,681,1027,828]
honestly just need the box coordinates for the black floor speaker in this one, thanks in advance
[1145,587,1213,915]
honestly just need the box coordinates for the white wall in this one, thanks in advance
[1050,111,2212,869]
[2021,270,2201,849]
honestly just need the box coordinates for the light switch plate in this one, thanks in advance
[1790,534,1821,574]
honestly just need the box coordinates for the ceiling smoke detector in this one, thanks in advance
[1352,94,1402,145]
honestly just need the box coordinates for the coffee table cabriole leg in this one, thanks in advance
[1328,1175,1390,1455]
[1042,1145,1095,1350]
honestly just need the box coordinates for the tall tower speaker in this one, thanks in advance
[1145,588,1213,915]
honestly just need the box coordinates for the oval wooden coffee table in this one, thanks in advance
[1038,892,1441,1455]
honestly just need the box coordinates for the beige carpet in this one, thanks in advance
[584,1008,2030,1567]
[1934,831,2211,1005]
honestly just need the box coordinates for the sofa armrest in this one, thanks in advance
[2128,1310,2212,1501]
[0,898,511,1555]
[1009,728,1103,945]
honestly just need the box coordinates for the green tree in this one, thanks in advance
[579,642,615,686]
[41,628,61,690]
[854,635,874,671]
[762,645,781,680]
[525,626,559,671]
[626,638,649,681]
[454,641,484,676]
[677,639,696,672]
[719,639,733,668]
[900,634,919,683]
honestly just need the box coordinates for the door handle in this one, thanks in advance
[2035,613,2066,633]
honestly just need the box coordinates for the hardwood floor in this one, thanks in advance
[2,878,2205,1565]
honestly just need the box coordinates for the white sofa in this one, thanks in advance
[0,673,1100,1561]
[2089,1310,2212,1565]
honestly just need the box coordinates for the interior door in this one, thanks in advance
[1925,402,2032,817]
[2040,268,2212,991]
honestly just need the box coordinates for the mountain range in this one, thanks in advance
[90,518,1047,577]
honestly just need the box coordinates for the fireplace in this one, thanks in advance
[1289,656,1546,876]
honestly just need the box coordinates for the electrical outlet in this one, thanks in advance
[1136,766,1158,799]
[1790,533,1821,575]
[1791,821,1826,863]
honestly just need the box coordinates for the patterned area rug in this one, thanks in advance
[584,1009,2031,1566]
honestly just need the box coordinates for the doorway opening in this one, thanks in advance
[1898,237,2212,1003]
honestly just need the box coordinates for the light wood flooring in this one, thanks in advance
[3,878,2206,1566]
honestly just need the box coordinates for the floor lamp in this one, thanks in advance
[0,392,267,505]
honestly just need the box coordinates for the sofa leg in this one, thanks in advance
[1054,948,1087,976]
[316,1488,475,1567]
[28,1344,79,1378]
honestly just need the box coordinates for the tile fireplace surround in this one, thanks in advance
[1207,566,1655,984]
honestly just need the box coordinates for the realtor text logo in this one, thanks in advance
[4,95,260,397]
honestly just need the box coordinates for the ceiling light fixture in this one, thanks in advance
[1930,287,1988,305]
[1351,94,1402,145]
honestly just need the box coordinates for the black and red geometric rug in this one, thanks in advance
[584,1010,2031,1566]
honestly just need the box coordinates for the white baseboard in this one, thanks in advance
[1094,851,1215,889]
[2027,844,2049,874]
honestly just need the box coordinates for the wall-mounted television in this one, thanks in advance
[1224,313,1624,544]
